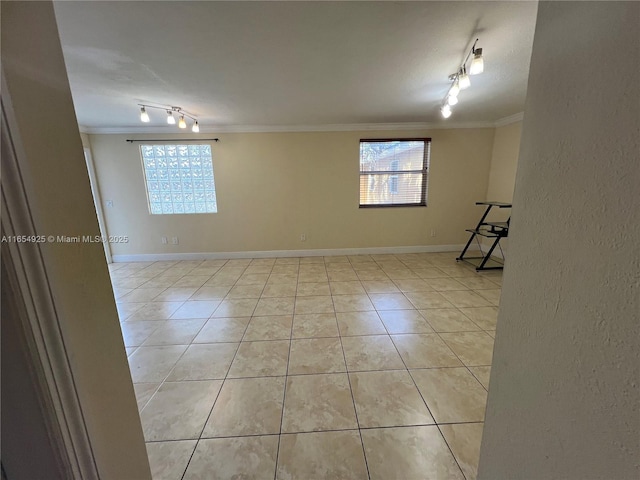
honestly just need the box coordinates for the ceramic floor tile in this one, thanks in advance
[404,291,456,310]
[119,287,167,303]
[139,276,182,288]
[361,280,401,293]
[121,321,160,347]
[391,334,462,368]
[288,338,346,374]
[141,319,207,346]
[336,311,387,336]
[189,286,231,301]
[439,331,495,366]
[378,310,434,334]
[245,265,274,274]
[253,297,295,316]
[154,287,199,302]
[282,373,358,433]
[295,282,331,296]
[225,284,265,299]
[183,436,278,480]
[202,377,285,437]
[356,270,391,281]
[243,315,293,341]
[329,281,366,295]
[411,367,487,423]
[271,265,299,275]
[420,308,482,332]
[192,317,250,343]
[332,294,375,312]
[166,343,238,381]
[127,302,184,321]
[350,370,434,428]
[297,272,329,283]
[368,293,415,310]
[140,380,222,441]
[146,440,197,480]
[261,283,298,297]
[441,423,484,480]
[459,306,499,330]
[469,366,491,390]
[457,276,501,290]
[361,426,464,480]
[116,301,145,320]
[391,278,433,292]
[128,345,188,383]
[276,430,368,480]
[440,290,493,308]
[171,276,211,288]
[294,296,335,314]
[424,277,468,291]
[412,267,449,279]
[235,273,270,286]
[227,340,290,378]
[212,298,258,317]
[291,313,339,338]
[170,300,220,320]
[341,335,405,371]
[475,288,502,305]
[134,383,159,411]
[327,270,359,282]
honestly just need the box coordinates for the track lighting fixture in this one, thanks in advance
[140,106,150,123]
[440,38,484,119]
[137,104,201,132]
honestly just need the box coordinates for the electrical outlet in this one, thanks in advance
[300,234,306,242]
[161,236,168,244]
[430,229,437,237]
[106,200,114,207]
[171,236,179,245]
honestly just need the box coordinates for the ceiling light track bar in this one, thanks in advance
[440,38,484,119]
[125,138,219,143]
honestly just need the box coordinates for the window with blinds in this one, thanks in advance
[140,144,217,214]
[359,138,431,207]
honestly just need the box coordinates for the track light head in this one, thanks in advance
[470,48,484,75]
[178,115,187,129]
[140,106,150,123]
[166,111,176,124]
[192,121,200,133]
[441,104,452,119]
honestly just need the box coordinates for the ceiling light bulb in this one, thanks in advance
[449,82,460,97]
[167,111,176,124]
[178,115,187,129]
[441,104,452,119]
[470,48,484,75]
[140,106,150,123]
[459,71,471,89]
[447,94,459,106]
[191,121,200,133]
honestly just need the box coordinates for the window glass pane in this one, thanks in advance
[140,144,218,214]
[359,139,429,207]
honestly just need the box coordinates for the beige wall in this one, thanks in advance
[90,128,496,258]
[486,121,521,205]
[2,2,151,478]
[479,1,639,478]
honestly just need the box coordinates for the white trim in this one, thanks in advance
[494,112,524,127]
[1,73,99,478]
[111,244,478,262]
[79,121,497,135]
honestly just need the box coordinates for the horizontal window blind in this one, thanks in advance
[359,139,430,207]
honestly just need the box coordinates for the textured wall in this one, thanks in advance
[1,2,151,478]
[479,2,640,479]
[89,128,495,257]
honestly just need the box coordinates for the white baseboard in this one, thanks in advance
[111,244,479,263]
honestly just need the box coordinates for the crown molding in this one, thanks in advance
[494,112,524,127]
[79,120,497,135]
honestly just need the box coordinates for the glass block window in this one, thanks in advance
[140,144,217,214]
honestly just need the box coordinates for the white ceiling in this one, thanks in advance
[53,1,538,132]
